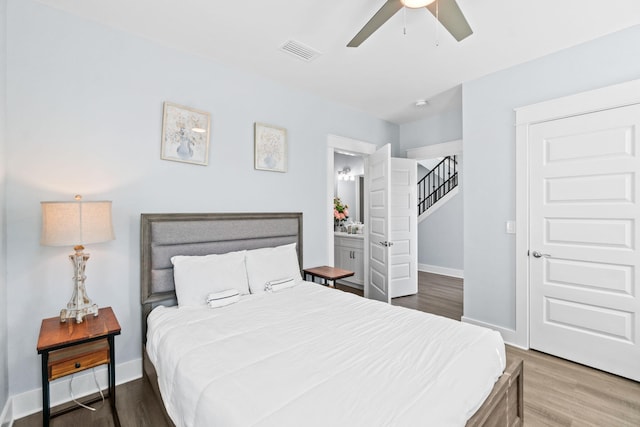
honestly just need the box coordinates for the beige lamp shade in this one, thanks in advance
[41,200,115,247]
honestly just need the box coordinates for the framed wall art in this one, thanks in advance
[254,122,287,173]
[161,102,211,166]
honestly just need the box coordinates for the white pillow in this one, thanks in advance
[245,243,302,294]
[206,289,240,308]
[171,250,249,307]
[265,277,296,293]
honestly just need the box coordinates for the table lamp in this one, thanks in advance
[41,195,115,323]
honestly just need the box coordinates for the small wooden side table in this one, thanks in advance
[303,266,355,288]
[37,306,121,427]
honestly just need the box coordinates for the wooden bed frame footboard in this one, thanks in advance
[143,348,524,427]
[467,358,524,426]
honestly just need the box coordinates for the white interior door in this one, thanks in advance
[390,158,418,298]
[529,104,640,381]
[367,144,391,302]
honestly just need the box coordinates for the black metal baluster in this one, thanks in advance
[417,155,460,215]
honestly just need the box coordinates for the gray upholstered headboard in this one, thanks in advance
[140,212,303,339]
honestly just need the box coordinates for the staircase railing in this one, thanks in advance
[418,155,458,216]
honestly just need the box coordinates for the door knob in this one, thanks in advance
[531,251,551,258]
[379,241,393,247]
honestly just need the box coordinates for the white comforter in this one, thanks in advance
[147,282,505,427]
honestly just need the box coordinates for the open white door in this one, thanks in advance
[366,144,391,302]
[390,157,418,298]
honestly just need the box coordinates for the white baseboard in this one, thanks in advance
[418,263,464,279]
[10,357,141,422]
[0,397,12,427]
[461,316,527,349]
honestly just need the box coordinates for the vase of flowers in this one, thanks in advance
[333,197,349,231]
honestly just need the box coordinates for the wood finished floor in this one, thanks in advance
[335,271,463,320]
[16,272,640,426]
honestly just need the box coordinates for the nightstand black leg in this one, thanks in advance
[41,351,50,427]
[108,335,120,427]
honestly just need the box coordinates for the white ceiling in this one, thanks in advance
[37,0,640,124]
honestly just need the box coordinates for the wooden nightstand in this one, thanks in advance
[37,306,121,427]
[303,266,355,287]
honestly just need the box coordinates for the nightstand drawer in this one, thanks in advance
[48,338,109,381]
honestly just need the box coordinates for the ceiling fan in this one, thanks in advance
[347,0,472,47]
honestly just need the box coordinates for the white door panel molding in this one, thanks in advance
[367,144,392,303]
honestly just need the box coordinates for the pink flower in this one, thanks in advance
[339,213,346,220]
[343,209,349,217]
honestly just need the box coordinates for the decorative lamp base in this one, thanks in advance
[60,304,98,323]
[60,246,100,323]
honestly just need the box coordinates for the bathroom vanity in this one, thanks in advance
[334,232,364,288]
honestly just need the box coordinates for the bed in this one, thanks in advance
[140,212,523,427]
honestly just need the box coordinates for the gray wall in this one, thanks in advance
[398,108,462,153]
[5,0,397,396]
[416,181,463,271]
[0,0,8,418]
[462,24,640,330]
[417,164,428,181]
[399,109,463,271]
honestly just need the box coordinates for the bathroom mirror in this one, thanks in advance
[334,152,364,225]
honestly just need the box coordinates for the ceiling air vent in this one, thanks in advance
[279,40,321,62]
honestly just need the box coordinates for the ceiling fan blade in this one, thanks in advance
[347,0,404,47]
[426,0,473,41]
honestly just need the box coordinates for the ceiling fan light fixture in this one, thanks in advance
[347,0,471,47]
[401,0,436,9]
